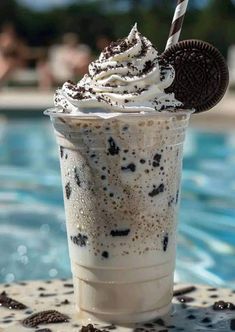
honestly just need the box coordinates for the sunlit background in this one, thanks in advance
[0,0,235,88]
[0,0,235,287]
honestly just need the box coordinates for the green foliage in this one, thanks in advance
[191,0,235,56]
[0,0,234,55]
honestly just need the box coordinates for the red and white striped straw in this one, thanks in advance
[165,0,189,50]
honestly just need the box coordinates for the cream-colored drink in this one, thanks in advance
[46,24,191,323]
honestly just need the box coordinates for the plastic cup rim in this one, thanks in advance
[44,108,194,120]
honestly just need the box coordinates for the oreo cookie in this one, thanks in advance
[161,40,229,113]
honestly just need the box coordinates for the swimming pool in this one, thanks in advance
[0,119,235,288]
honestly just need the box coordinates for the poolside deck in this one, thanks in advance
[0,89,234,130]
[0,279,234,331]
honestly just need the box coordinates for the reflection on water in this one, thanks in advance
[177,130,235,287]
[0,119,235,287]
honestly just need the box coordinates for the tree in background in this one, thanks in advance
[192,0,235,56]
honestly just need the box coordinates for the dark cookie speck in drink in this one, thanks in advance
[108,137,120,155]
[71,233,88,247]
[65,182,71,199]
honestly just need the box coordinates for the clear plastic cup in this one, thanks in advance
[45,109,191,323]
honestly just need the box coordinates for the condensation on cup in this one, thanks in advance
[45,109,191,323]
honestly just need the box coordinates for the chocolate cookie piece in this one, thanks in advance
[173,286,196,296]
[0,291,27,310]
[161,40,229,113]
[213,300,235,311]
[22,310,69,328]
[80,324,107,332]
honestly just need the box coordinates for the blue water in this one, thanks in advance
[0,119,235,287]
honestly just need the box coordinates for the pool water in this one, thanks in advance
[0,119,235,287]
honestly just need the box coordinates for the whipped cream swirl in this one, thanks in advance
[54,24,182,113]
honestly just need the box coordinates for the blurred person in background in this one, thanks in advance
[38,32,91,89]
[37,49,54,90]
[96,34,113,54]
[0,22,30,85]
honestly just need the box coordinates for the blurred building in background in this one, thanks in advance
[0,0,234,89]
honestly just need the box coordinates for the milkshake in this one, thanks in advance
[45,25,191,323]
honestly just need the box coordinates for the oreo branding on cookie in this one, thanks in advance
[161,39,229,113]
